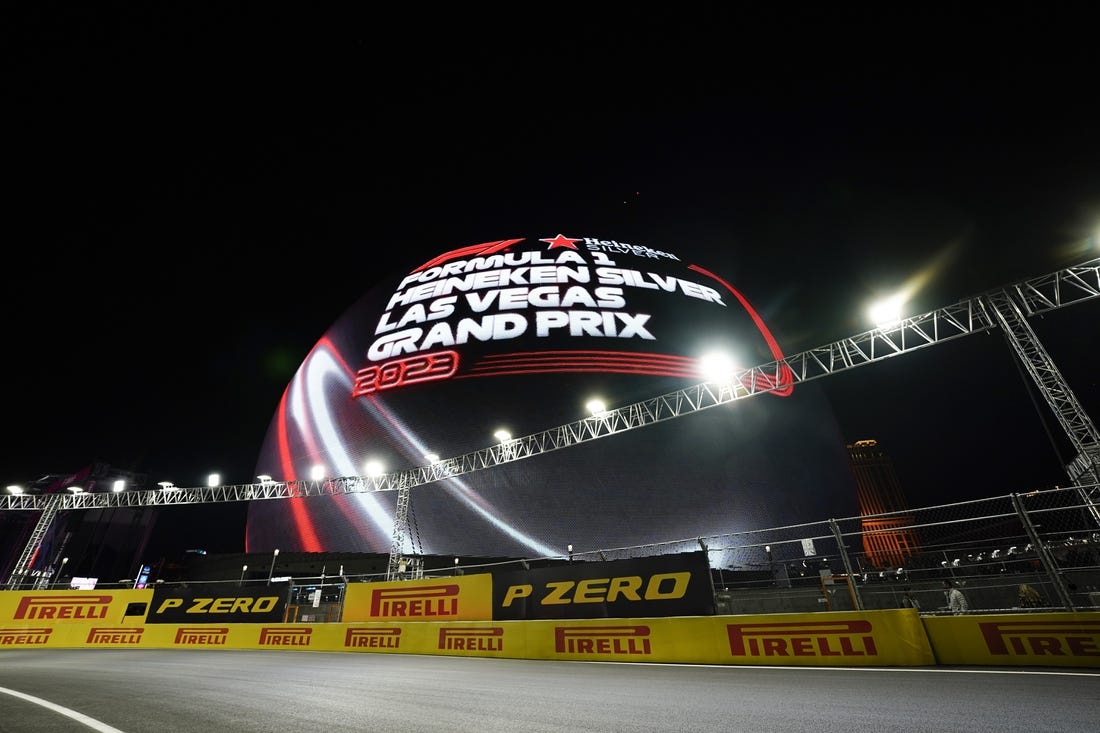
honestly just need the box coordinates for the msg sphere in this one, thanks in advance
[246,234,857,563]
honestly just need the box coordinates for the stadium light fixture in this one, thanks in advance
[586,398,608,417]
[239,564,248,585]
[267,549,280,585]
[364,460,384,477]
[207,473,220,487]
[868,293,906,328]
[157,481,176,491]
[425,452,440,464]
[112,479,125,493]
[257,474,273,485]
[494,429,512,443]
[52,557,69,588]
[309,465,326,481]
[6,485,22,495]
[67,486,83,493]
[698,351,738,383]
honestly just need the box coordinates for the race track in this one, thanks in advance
[1,651,1096,733]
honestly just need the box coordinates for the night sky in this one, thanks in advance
[4,6,1098,557]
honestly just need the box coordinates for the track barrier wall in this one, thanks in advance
[2,586,1097,668]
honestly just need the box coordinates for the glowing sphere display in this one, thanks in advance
[246,234,857,563]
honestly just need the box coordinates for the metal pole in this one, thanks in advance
[829,519,863,610]
[267,549,280,585]
[1010,493,1076,610]
[698,539,718,614]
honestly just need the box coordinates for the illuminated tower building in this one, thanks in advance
[846,439,920,570]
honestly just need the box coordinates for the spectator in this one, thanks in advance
[1017,583,1045,608]
[901,587,921,611]
[942,580,969,614]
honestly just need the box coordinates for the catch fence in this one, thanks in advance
[562,483,1100,615]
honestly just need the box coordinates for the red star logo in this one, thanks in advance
[540,234,580,250]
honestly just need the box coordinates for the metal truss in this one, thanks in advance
[5,258,1099,584]
[983,286,1100,521]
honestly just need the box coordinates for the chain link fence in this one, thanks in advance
[563,484,1100,615]
[11,485,1098,618]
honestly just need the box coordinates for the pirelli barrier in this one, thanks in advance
[1,562,1097,667]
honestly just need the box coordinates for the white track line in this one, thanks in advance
[0,686,127,732]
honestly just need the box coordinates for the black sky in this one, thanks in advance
[3,6,1098,554]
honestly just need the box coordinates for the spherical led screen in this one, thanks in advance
[246,234,856,565]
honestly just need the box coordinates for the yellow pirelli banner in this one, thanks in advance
[922,612,1100,667]
[0,607,935,666]
[6,586,1094,669]
[0,589,153,626]
[343,574,493,622]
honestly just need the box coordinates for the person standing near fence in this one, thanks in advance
[901,587,921,611]
[942,580,969,614]
[1018,583,1045,608]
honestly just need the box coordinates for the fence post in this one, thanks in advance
[829,519,863,610]
[1010,493,1076,611]
[698,539,718,614]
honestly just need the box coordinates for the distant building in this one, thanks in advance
[846,439,920,570]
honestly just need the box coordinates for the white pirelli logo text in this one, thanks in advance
[258,627,312,646]
[554,625,651,655]
[0,628,51,645]
[439,627,503,651]
[979,620,1100,657]
[727,620,877,657]
[345,627,401,649]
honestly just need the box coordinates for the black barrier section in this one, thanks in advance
[147,582,289,624]
[493,551,714,620]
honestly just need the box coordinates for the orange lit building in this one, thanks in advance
[846,439,920,569]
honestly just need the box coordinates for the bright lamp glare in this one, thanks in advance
[494,429,511,443]
[364,460,384,477]
[112,480,125,493]
[586,398,607,416]
[868,294,905,327]
[207,473,220,487]
[309,465,326,481]
[425,453,440,464]
[698,351,737,382]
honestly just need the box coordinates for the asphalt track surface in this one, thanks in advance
[0,651,1097,733]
